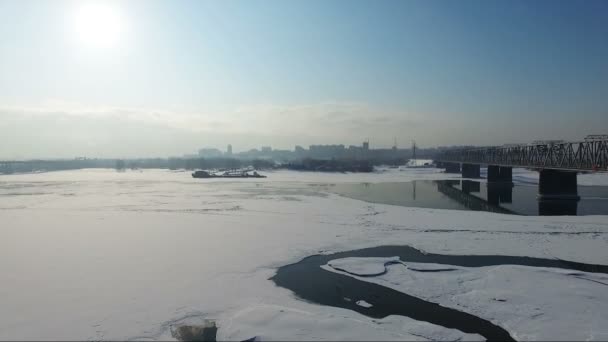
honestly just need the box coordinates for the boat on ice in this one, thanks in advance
[192,169,267,178]
[403,159,435,168]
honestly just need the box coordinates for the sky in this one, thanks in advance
[0,0,607,159]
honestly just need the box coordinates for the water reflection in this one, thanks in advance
[461,180,480,194]
[538,199,578,216]
[446,180,577,215]
[436,181,515,215]
[331,180,608,216]
[486,183,512,204]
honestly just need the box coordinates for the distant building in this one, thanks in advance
[198,148,223,158]
[309,144,346,159]
[192,140,440,163]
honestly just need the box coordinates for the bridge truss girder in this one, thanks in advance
[436,140,608,172]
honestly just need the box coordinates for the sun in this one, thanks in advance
[72,3,124,49]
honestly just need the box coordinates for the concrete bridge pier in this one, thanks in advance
[537,169,580,201]
[499,167,512,182]
[537,169,579,215]
[487,165,513,183]
[461,163,480,178]
[444,162,460,173]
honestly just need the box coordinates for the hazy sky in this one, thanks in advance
[1,0,607,158]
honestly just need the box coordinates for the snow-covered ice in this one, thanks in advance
[1,168,607,340]
[355,300,373,308]
[323,257,608,341]
[216,304,483,341]
[327,257,402,277]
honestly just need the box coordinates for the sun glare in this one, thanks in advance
[72,3,124,49]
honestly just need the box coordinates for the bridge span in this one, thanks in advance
[434,138,608,202]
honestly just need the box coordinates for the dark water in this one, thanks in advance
[330,180,608,215]
[272,245,608,341]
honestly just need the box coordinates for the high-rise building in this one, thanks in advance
[227,144,233,156]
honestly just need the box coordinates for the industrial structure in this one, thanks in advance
[434,138,608,205]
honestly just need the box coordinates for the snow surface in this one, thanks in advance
[327,257,402,276]
[1,168,607,340]
[216,304,482,341]
[323,258,608,341]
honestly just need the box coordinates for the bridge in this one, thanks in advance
[434,138,608,202]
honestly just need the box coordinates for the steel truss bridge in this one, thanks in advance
[435,139,608,171]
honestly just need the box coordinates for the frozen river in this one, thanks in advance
[331,180,608,216]
[1,168,607,341]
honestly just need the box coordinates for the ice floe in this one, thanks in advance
[324,256,608,341]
